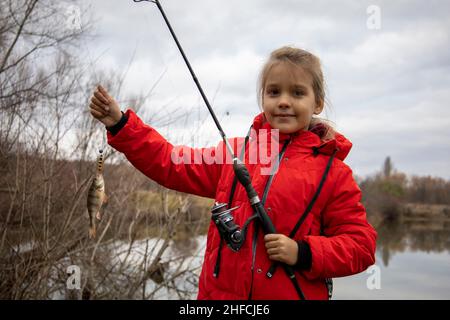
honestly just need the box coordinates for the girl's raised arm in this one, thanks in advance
[107,109,225,198]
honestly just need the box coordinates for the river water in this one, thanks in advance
[49,218,449,299]
[333,219,450,299]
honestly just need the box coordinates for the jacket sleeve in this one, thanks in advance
[107,109,225,198]
[302,163,377,280]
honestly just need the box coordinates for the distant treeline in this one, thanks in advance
[359,157,450,225]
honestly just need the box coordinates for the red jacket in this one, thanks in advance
[108,109,377,300]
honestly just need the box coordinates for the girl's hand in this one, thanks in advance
[89,85,123,127]
[264,234,298,266]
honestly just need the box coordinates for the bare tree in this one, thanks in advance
[0,0,213,300]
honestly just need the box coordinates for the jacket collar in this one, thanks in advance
[250,112,352,161]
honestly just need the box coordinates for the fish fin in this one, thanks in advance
[96,210,102,221]
[101,194,109,211]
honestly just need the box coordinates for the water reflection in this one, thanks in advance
[376,218,450,266]
[333,217,450,299]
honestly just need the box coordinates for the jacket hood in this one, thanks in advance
[251,112,352,161]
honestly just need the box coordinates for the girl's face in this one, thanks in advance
[262,62,323,134]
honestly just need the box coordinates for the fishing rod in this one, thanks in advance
[132,0,305,300]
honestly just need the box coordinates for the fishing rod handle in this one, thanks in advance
[253,202,276,234]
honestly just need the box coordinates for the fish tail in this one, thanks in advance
[89,224,96,239]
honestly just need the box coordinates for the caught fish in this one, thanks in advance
[87,149,107,239]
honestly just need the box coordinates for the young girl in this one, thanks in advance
[89,46,377,300]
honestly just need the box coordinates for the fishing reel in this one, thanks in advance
[211,202,246,252]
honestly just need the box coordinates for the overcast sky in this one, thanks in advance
[79,0,450,179]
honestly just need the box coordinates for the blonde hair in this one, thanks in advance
[257,46,335,140]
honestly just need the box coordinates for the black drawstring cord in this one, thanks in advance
[312,146,320,157]
[213,238,224,277]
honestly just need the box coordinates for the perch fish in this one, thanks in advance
[87,149,107,239]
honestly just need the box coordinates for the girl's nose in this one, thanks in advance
[278,95,291,109]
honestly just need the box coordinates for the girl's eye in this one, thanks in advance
[267,89,279,96]
[294,90,304,97]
